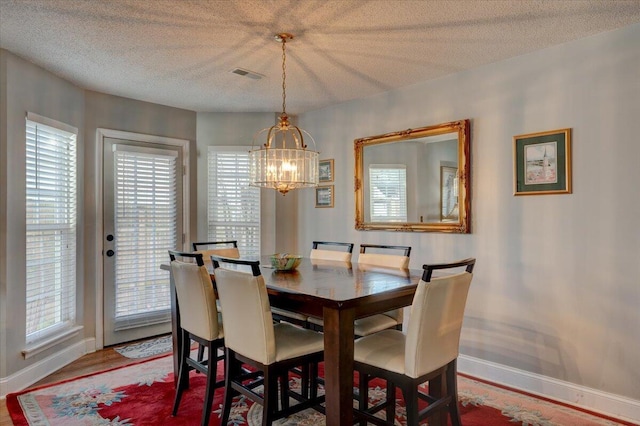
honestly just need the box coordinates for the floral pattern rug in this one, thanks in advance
[6,355,632,426]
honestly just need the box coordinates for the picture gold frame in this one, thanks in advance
[319,159,334,183]
[315,185,334,208]
[513,128,572,195]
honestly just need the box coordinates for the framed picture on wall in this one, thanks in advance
[513,128,572,195]
[315,185,334,208]
[319,159,334,183]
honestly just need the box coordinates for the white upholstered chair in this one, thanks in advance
[309,240,355,262]
[192,240,240,269]
[211,256,325,425]
[305,241,357,331]
[191,241,239,361]
[351,244,411,336]
[168,250,224,426]
[358,246,411,269]
[274,241,355,329]
[353,258,476,426]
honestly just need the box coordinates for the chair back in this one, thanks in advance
[310,241,354,262]
[193,241,240,268]
[358,244,411,269]
[358,245,411,322]
[211,257,277,364]
[168,251,220,341]
[404,258,475,378]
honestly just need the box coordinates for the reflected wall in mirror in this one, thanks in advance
[354,119,471,233]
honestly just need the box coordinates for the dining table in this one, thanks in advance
[162,256,424,426]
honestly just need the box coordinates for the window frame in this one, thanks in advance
[24,112,79,348]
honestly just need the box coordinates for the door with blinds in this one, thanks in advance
[103,138,183,346]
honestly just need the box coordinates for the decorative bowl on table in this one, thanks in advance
[269,253,303,271]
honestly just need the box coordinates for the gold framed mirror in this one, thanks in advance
[354,119,471,233]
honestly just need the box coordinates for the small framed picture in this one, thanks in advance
[319,159,334,183]
[315,185,334,208]
[513,128,572,195]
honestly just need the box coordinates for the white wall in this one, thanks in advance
[297,23,640,404]
[0,49,85,381]
[0,49,197,394]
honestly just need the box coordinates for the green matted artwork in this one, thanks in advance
[319,159,334,183]
[315,185,334,208]
[513,128,572,195]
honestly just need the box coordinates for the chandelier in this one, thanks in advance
[249,33,319,195]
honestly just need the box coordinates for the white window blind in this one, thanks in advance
[26,115,78,344]
[113,146,176,329]
[208,147,260,257]
[369,164,407,222]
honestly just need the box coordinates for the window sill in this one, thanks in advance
[22,325,84,359]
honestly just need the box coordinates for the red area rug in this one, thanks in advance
[6,354,630,425]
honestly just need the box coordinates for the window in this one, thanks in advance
[112,145,178,329]
[25,113,78,344]
[369,164,407,222]
[208,147,260,257]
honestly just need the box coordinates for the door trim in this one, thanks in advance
[94,128,190,349]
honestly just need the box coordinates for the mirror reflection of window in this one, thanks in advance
[369,164,407,222]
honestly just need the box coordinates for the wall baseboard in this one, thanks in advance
[458,354,640,424]
[0,338,95,399]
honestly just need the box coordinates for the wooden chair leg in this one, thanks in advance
[262,368,278,426]
[403,384,419,426]
[446,360,462,426]
[309,362,318,400]
[221,350,239,425]
[172,329,192,416]
[385,380,396,423]
[300,363,310,399]
[279,371,290,411]
[358,372,369,426]
[200,341,217,426]
[428,374,446,426]
[171,348,187,415]
[197,344,205,363]
[179,329,192,390]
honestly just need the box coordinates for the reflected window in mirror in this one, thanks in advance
[354,119,470,233]
[369,165,407,222]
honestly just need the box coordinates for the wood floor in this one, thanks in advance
[1,344,146,425]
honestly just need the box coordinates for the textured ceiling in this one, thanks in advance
[1,0,640,113]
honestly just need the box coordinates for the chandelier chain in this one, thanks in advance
[281,37,287,115]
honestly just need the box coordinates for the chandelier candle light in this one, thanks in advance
[249,33,319,195]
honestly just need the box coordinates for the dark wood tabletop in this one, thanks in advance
[164,256,422,426]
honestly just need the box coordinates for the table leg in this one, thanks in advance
[322,306,356,426]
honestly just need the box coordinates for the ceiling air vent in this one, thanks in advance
[231,68,264,80]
